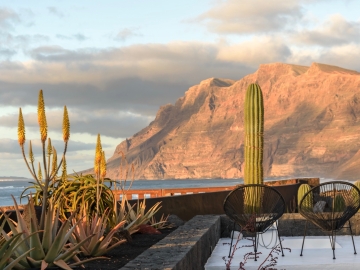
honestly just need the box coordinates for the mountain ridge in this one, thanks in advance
[99,62,360,180]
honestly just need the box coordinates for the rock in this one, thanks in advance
[167,214,185,227]
[88,62,360,180]
[137,224,161,234]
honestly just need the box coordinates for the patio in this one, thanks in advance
[205,230,360,270]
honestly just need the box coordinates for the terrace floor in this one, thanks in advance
[205,230,360,270]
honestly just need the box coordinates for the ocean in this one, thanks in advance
[0,176,341,207]
[0,177,243,207]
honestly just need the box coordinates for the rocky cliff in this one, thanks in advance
[104,62,360,180]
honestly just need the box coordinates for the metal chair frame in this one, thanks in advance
[223,184,286,261]
[299,181,360,259]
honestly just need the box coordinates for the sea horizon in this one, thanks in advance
[0,176,353,207]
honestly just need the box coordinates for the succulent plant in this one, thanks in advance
[17,90,69,230]
[298,184,312,209]
[1,197,100,269]
[69,209,127,256]
[244,83,264,185]
[21,173,116,222]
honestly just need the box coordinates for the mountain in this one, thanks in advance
[103,62,360,180]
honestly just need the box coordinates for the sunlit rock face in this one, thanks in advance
[103,62,360,180]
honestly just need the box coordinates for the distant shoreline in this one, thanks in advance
[0,176,29,179]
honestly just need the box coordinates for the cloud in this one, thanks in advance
[47,7,64,18]
[0,107,153,139]
[0,8,20,30]
[115,28,141,41]
[217,37,291,65]
[0,47,16,59]
[294,14,360,46]
[56,33,88,41]
[0,138,98,155]
[196,0,303,34]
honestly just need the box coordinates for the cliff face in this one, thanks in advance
[105,62,360,180]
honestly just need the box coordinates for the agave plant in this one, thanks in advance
[1,197,103,269]
[125,199,163,234]
[69,207,127,257]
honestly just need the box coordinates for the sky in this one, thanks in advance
[0,0,360,178]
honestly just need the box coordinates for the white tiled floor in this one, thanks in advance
[205,232,360,270]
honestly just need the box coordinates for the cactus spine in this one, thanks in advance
[298,184,312,209]
[244,83,264,185]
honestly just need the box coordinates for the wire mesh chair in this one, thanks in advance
[299,181,360,259]
[223,184,286,261]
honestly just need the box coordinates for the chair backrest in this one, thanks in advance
[223,184,285,232]
[299,181,360,231]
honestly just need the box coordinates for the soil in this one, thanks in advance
[81,227,176,269]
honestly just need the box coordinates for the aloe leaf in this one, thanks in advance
[0,233,23,267]
[95,239,127,256]
[26,256,42,268]
[69,256,109,267]
[41,260,48,270]
[56,234,95,262]
[3,247,34,270]
[43,218,71,262]
[53,259,72,270]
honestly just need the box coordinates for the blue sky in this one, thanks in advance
[0,0,359,177]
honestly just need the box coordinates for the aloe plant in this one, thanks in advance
[69,209,127,256]
[22,173,116,221]
[18,90,70,230]
[1,197,105,269]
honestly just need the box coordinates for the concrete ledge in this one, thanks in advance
[121,215,221,270]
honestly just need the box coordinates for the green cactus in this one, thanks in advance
[244,83,264,185]
[298,184,312,209]
[354,181,360,212]
[354,180,360,191]
[333,194,346,212]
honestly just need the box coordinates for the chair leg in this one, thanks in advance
[329,230,336,259]
[228,222,235,258]
[254,232,258,261]
[275,221,284,257]
[300,220,308,256]
[348,220,357,255]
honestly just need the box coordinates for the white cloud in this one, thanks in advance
[294,14,360,46]
[115,28,141,42]
[196,0,303,34]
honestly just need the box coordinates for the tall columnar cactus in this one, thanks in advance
[354,181,360,212]
[354,180,360,192]
[334,194,346,212]
[244,83,264,185]
[298,184,312,209]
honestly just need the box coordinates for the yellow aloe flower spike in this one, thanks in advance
[18,108,26,146]
[37,90,47,142]
[94,134,102,175]
[52,147,57,176]
[63,106,70,142]
[38,162,42,181]
[47,138,52,156]
[29,141,34,163]
[61,155,67,181]
[100,150,106,179]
